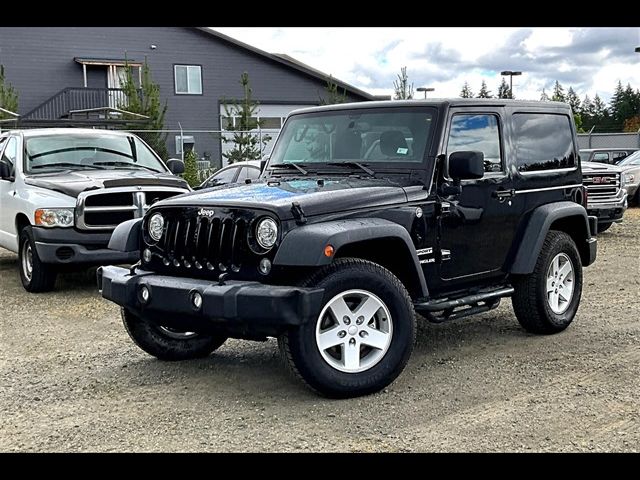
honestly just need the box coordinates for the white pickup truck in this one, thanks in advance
[0,128,190,292]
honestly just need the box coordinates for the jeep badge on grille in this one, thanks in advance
[198,208,215,217]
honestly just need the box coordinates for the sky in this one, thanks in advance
[213,27,640,103]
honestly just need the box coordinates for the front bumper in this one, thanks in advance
[32,227,137,265]
[97,266,325,335]
[587,192,627,224]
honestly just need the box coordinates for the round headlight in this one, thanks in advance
[256,217,278,249]
[148,213,164,242]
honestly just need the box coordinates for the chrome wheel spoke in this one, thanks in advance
[343,341,360,370]
[546,276,555,293]
[327,297,352,325]
[317,326,344,351]
[354,296,383,323]
[361,327,390,350]
[558,261,572,278]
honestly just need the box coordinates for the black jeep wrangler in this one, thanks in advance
[98,99,597,398]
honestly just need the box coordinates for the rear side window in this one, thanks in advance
[513,113,575,173]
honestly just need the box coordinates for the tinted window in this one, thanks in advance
[513,113,575,172]
[447,114,502,173]
[1,137,18,175]
[206,167,237,187]
[612,151,628,160]
[592,152,609,162]
[237,166,260,181]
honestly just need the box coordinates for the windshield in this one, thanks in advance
[617,150,640,166]
[268,107,436,169]
[24,133,168,174]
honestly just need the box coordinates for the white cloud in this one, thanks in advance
[212,27,640,103]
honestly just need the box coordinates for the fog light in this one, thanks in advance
[191,291,203,310]
[258,258,272,275]
[143,248,152,263]
[140,285,150,304]
[415,207,423,218]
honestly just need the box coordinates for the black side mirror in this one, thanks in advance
[449,151,485,181]
[166,158,185,175]
[260,154,270,174]
[0,161,13,180]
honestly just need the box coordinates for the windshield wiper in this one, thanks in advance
[30,163,106,170]
[268,162,308,175]
[93,161,162,173]
[326,161,375,176]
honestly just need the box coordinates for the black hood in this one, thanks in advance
[155,176,412,220]
[25,169,190,198]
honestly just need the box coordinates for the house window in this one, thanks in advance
[174,65,202,95]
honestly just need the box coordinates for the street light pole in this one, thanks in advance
[416,87,435,99]
[500,70,522,98]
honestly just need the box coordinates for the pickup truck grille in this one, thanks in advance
[583,172,621,204]
[76,187,187,230]
[146,207,260,277]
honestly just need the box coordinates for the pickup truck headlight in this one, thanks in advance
[256,217,278,249]
[624,173,635,185]
[34,208,74,228]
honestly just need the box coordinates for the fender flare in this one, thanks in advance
[273,218,428,297]
[108,218,142,252]
[509,201,592,274]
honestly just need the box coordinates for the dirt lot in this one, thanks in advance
[1,210,639,452]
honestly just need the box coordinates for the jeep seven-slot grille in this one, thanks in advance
[153,209,250,275]
[76,188,185,230]
[583,172,621,204]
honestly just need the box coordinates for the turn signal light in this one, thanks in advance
[324,245,335,257]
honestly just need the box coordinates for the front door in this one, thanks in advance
[0,135,19,250]
[437,108,522,283]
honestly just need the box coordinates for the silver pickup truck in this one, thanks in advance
[582,160,628,233]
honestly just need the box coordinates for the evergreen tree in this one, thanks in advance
[319,75,347,105]
[221,72,271,164]
[0,65,19,120]
[181,149,200,188]
[393,67,414,100]
[459,82,473,98]
[581,95,594,118]
[592,93,609,128]
[476,80,492,98]
[550,80,566,102]
[497,78,511,99]
[119,58,169,159]
[609,80,625,125]
[566,87,581,113]
[540,89,550,101]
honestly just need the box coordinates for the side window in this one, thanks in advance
[612,151,628,161]
[237,166,260,181]
[0,136,18,176]
[513,113,575,173]
[447,114,502,173]
[593,152,610,163]
[207,167,237,187]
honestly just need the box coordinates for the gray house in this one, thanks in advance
[0,27,377,167]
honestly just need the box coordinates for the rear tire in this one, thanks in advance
[121,308,228,361]
[597,222,613,233]
[19,226,57,293]
[512,231,583,334]
[278,258,416,398]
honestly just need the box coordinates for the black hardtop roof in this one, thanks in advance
[289,98,572,116]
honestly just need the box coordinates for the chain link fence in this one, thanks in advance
[577,130,640,149]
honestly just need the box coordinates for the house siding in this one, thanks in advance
[0,27,369,167]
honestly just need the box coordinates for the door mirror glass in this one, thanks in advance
[448,151,485,180]
[166,158,185,175]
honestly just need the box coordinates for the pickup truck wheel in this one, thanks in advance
[512,231,583,335]
[121,308,228,361]
[19,226,57,293]
[278,258,416,398]
[597,222,612,233]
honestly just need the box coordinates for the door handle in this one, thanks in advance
[492,188,515,200]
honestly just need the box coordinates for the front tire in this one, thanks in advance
[279,258,416,398]
[512,231,583,334]
[121,308,228,361]
[19,226,57,293]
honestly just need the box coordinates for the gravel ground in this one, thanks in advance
[1,209,639,452]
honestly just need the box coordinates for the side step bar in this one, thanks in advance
[415,286,514,323]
